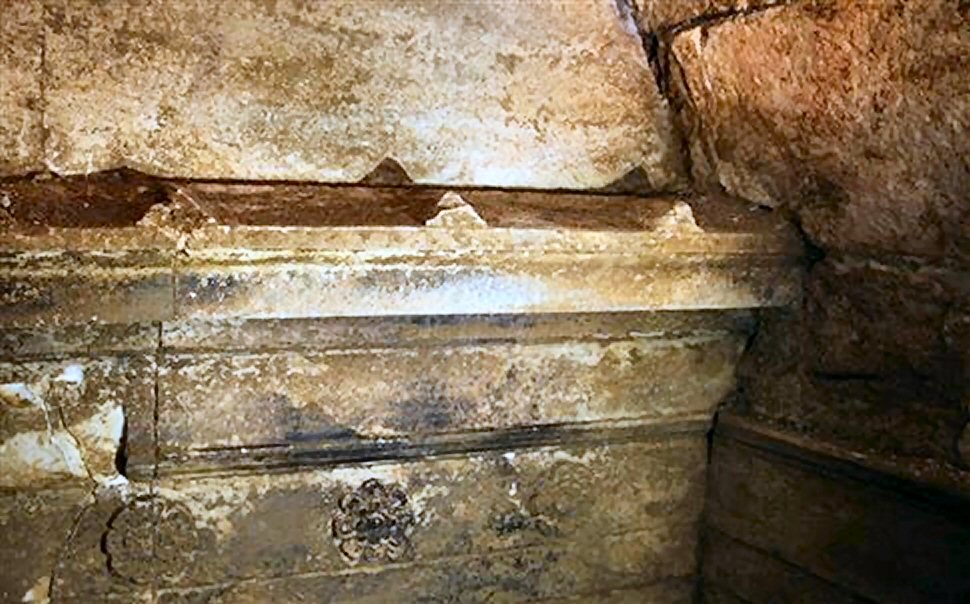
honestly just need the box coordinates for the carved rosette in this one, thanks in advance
[331,478,415,565]
[105,497,199,584]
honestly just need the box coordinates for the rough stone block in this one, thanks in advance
[670,0,970,256]
[706,435,970,603]
[635,0,784,32]
[43,0,685,189]
[91,437,706,593]
[806,258,963,384]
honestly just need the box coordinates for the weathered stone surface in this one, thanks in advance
[0,322,158,359]
[738,257,969,472]
[0,488,91,604]
[35,437,706,601]
[161,311,755,353]
[42,0,685,189]
[32,436,699,602]
[172,190,801,319]
[0,356,152,487]
[707,433,970,603]
[806,258,963,382]
[0,176,801,326]
[141,437,704,586]
[51,484,153,602]
[0,2,44,175]
[0,249,175,327]
[153,334,742,461]
[671,0,970,256]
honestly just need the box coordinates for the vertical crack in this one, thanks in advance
[38,0,50,171]
[55,402,95,483]
[613,0,696,190]
[48,497,94,602]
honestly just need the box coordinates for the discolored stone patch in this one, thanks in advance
[152,334,743,461]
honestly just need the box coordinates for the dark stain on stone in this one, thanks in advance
[490,510,557,538]
[387,382,474,433]
[276,400,363,443]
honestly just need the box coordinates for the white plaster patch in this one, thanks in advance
[0,383,44,408]
[54,364,85,384]
[0,429,87,487]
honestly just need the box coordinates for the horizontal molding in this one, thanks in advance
[0,311,757,358]
[0,189,801,326]
[716,413,970,520]
[138,416,710,480]
[702,525,874,604]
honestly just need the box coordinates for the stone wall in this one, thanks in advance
[659,0,969,484]
[1,0,969,602]
[650,0,969,601]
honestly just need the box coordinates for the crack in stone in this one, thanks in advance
[55,402,96,483]
[664,0,797,36]
[38,0,51,174]
[48,497,95,602]
[613,0,804,197]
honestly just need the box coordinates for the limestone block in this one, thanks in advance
[0,2,44,175]
[702,528,870,604]
[51,485,154,602]
[0,322,158,359]
[43,0,685,189]
[157,556,695,603]
[707,434,970,603]
[171,187,801,321]
[806,258,960,380]
[0,355,154,488]
[81,437,705,594]
[152,333,743,464]
[671,0,970,256]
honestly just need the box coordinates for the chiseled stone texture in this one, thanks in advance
[42,0,686,189]
[671,0,970,256]
[0,1,44,175]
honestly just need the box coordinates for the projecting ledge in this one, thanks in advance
[0,174,803,326]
